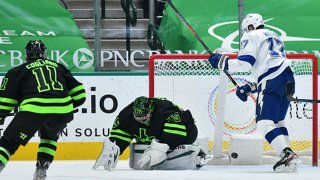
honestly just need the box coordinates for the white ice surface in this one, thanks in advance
[1,160,320,180]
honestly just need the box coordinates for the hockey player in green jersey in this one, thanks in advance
[0,40,86,180]
[93,96,212,171]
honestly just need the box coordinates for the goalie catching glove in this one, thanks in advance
[137,139,170,170]
[236,82,257,102]
[93,137,120,171]
[208,53,229,71]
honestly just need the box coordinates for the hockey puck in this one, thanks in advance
[231,152,238,159]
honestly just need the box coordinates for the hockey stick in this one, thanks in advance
[6,108,79,116]
[166,0,238,87]
[286,82,320,103]
[0,109,79,125]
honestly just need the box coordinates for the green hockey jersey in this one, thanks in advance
[0,59,86,116]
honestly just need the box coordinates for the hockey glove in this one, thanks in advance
[208,53,229,70]
[93,137,120,171]
[236,82,257,102]
[0,115,6,125]
[137,139,169,170]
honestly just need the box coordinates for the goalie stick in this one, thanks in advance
[166,0,238,87]
[286,82,320,103]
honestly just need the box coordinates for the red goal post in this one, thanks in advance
[149,53,318,166]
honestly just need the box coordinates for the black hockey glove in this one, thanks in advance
[208,53,229,70]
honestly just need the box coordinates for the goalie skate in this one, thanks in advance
[195,149,214,169]
[273,147,302,173]
[196,153,214,169]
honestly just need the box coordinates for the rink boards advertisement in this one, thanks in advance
[0,73,317,160]
[0,0,95,72]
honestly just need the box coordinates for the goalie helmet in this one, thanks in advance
[241,13,264,33]
[25,40,47,60]
[133,96,154,126]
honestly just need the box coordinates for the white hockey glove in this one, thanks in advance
[137,139,170,170]
[93,137,120,171]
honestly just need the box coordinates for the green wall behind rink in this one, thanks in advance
[158,0,320,70]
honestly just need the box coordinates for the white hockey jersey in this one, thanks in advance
[228,29,291,84]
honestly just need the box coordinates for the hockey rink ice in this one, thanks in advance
[1,160,320,180]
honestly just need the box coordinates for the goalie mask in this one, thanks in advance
[133,96,154,126]
[25,40,47,61]
[241,13,264,33]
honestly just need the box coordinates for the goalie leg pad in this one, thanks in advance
[159,144,201,170]
[137,139,169,170]
[130,144,207,170]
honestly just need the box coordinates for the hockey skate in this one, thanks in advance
[0,162,4,173]
[33,160,50,180]
[273,147,302,172]
[33,168,47,180]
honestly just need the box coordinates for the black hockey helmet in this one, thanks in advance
[133,96,154,126]
[25,40,47,60]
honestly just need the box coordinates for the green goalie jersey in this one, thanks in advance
[0,59,86,117]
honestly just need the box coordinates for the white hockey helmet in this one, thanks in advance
[241,13,264,33]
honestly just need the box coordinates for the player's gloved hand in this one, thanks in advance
[0,115,6,125]
[137,139,169,170]
[93,137,120,171]
[208,53,229,70]
[236,82,257,102]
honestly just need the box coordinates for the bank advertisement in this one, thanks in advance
[0,0,95,72]
[158,0,320,69]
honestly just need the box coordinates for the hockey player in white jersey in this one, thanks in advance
[208,13,301,172]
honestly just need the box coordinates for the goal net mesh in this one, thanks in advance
[150,54,318,165]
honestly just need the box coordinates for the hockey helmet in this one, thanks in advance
[25,40,47,60]
[241,13,264,33]
[133,96,154,126]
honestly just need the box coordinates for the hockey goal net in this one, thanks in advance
[149,54,318,166]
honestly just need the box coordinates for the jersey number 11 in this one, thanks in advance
[32,65,63,93]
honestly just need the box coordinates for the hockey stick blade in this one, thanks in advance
[166,0,238,87]
[286,82,320,103]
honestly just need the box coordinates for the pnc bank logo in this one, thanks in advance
[208,18,320,52]
[73,48,94,69]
